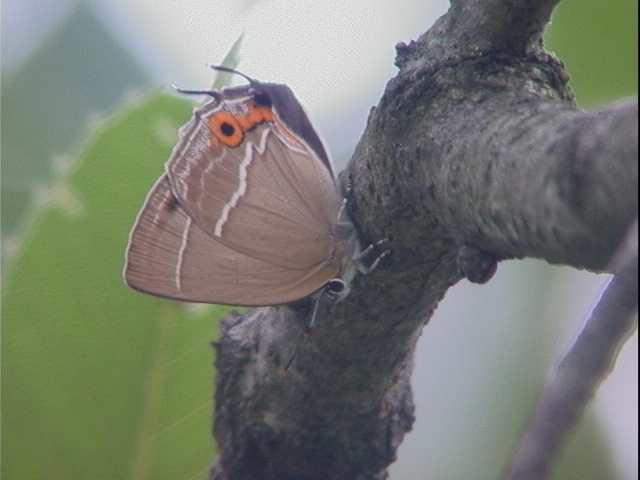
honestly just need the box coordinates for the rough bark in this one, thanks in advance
[211,0,638,478]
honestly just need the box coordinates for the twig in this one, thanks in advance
[505,221,638,479]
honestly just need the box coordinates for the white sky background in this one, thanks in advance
[91,0,440,116]
[90,0,446,161]
[2,0,637,478]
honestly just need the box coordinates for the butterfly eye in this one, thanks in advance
[327,279,347,295]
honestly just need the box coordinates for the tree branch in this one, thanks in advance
[505,221,638,479]
[211,0,638,478]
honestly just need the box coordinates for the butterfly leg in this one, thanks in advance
[339,177,391,273]
[354,238,391,274]
[284,288,337,371]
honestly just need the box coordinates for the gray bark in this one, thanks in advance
[211,0,638,478]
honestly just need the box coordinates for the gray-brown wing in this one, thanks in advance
[167,123,342,271]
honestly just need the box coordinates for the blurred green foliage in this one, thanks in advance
[1,4,151,260]
[546,0,638,108]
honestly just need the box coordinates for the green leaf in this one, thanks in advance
[212,33,245,89]
[1,3,151,265]
[2,92,235,480]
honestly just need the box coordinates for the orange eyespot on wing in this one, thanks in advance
[208,111,244,147]
[207,102,277,148]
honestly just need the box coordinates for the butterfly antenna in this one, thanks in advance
[171,84,223,99]
[209,65,257,85]
[284,289,325,372]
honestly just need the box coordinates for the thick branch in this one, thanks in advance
[356,50,637,273]
[211,0,638,478]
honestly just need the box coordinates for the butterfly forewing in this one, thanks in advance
[167,115,342,271]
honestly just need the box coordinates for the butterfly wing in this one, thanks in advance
[124,175,340,306]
